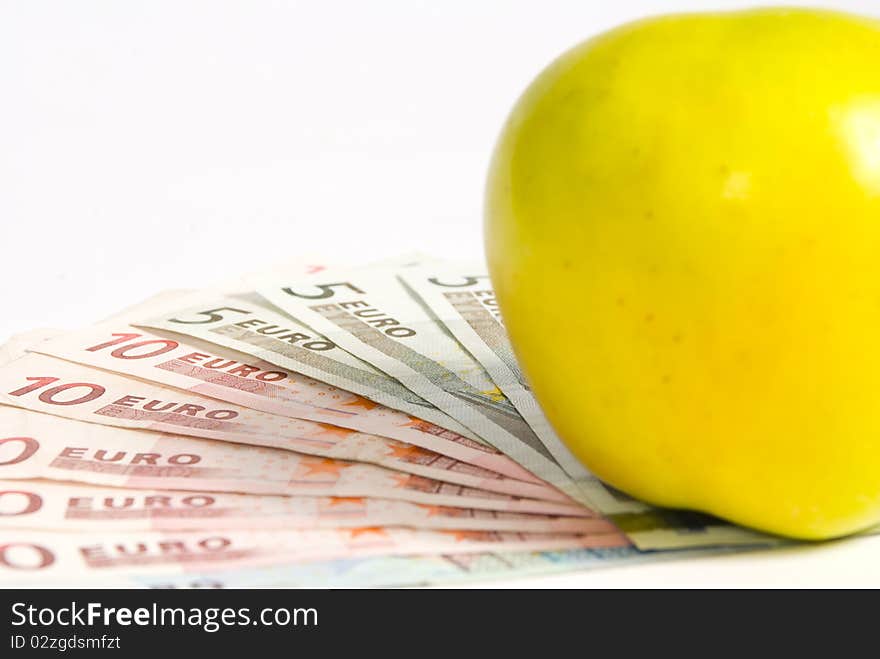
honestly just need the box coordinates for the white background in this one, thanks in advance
[3,0,880,587]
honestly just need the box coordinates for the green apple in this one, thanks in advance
[485,8,880,539]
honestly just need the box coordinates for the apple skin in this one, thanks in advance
[485,8,880,540]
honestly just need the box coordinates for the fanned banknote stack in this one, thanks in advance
[0,255,778,587]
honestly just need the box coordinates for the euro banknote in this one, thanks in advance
[152,545,735,588]
[33,322,539,484]
[12,546,665,588]
[251,266,587,506]
[0,527,630,584]
[0,406,588,516]
[137,290,479,441]
[398,266,640,514]
[0,348,562,501]
[0,479,612,534]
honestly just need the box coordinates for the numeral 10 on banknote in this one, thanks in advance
[84,333,289,382]
[8,376,239,419]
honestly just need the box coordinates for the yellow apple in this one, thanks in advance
[485,8,880,539]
